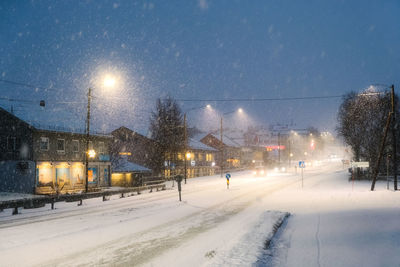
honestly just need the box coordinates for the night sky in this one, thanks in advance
[1,0,399,135]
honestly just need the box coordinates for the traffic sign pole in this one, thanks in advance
[226,173,231,189]
[299,161,305,188]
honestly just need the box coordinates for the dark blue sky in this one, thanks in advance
[1,0,399,134]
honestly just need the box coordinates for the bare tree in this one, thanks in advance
[149,97,185,176]
[337,89,396,178]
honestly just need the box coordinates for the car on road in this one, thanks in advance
[253,166,267,177]
[273,166,287,173]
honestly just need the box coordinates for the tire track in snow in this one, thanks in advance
[42,177,304,267]
[0,178,244,229]
[316,213,321,267]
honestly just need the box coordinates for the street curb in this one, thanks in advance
[264,212,290,250]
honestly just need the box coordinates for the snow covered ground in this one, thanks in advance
[0,163,399,266]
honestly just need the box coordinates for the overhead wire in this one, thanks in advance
[0,78,391,105]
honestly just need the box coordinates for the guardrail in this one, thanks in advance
[0,183,166,215]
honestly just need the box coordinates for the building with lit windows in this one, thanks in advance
[111,127,217,180]
[200,132,242,170]
[165,136,218,179]
[0,106,112,194]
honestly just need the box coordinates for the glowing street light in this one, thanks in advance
[103,75,116,88]
[88,149,96,158]
[85,73,117,193]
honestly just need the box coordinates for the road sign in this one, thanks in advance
[351,161,369,168]
[299,161,305,168]
[225,173,231,189]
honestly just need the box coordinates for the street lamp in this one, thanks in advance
[183,104,211,184]
[220,108,243,177]
[85,74,116,193]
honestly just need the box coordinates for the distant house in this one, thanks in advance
[111,127,217,180]
[111,156,151,187]
[0,107,112,194]
[165,135,218,179]
[111,126,158,174]
[200,132,242,170]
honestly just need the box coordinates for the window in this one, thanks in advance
[7,137,16,151]
[72,140,79,153]
[40,137,49,151]
[98,141,104,154]
[57,139,65,153]
[16,138,21,151]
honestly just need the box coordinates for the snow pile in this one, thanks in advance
[208,211,289,266]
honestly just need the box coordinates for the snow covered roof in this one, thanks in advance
[209,133,242,147]
[0,105,112,137]
[112,158,151,173]
[188,138,217,151]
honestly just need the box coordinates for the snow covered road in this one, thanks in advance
[1,163,399,267]
[266,167,400,267]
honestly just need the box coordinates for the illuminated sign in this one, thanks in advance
[265,145,286,151]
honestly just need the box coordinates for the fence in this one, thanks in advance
[0,182,166,215]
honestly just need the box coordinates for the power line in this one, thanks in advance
[176,95,345,102]
[0,96,41,104]
[0,78,57,92]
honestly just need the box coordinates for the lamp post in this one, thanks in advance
[85,75,116,193]
[220,108,243,177]
[85,87,92,193]
[183,104,211,184]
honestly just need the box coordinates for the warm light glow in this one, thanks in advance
[186,152,192,160]
[38,162,52,168]
[238,108,243,113]
[304,152,308,156]
[290,153,293,157]
[103,75,116,87]
[56,162,70,169]
[88,149,96,158]
[206,104,211,109]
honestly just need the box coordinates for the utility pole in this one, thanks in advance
[85,88,92,193]
[391,85,397,190]
[371,88,394,191]
[220,116,223,177]
[288,138,291,167]
[278,132,281,166]
[184,113,187,184]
